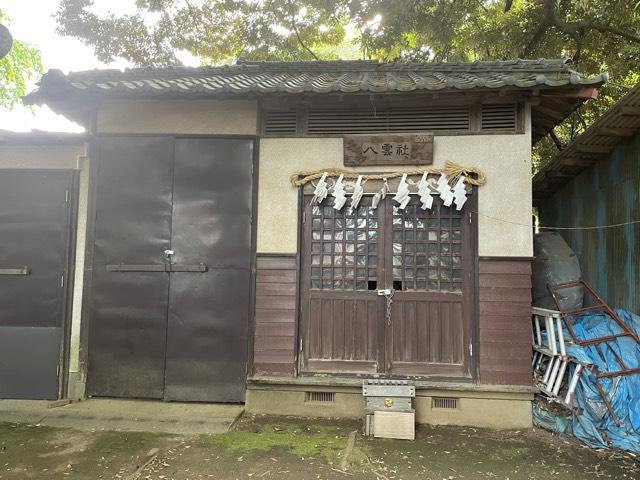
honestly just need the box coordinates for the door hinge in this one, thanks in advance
[468,210,472,224]
[65,190,69,203]
[60,274,65,287]
[302,211,306,224]
[299,339,303,352]
[469,343,473,357]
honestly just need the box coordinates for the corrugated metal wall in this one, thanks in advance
[540,133,640,314]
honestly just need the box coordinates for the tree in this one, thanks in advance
[0,10,43,109]
[55,1,640,167]
[346,0,640,168]
[55,0,352,65]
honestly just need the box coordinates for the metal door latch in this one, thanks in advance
[163,249,175,257]
[378,289,394,325]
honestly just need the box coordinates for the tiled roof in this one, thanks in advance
[533,81,640,200]
[24,58,607,103]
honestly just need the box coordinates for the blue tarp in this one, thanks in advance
[562,309,640,452]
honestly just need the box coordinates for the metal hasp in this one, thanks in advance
[547,279,640,426]
[106,264,208,273]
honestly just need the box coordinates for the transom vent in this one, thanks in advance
[305,391,335,403]
[307,106,470,134]
[262,104,518,136]
[263,110,298,135]
[432,397,459,409]
[481,103,517,131]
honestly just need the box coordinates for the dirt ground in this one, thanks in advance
[0,416,638,479]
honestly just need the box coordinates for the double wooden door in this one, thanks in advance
[300,194,473,378]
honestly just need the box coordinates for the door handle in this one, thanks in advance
[106,264,165,272]
[106,263,208,273]
[0,266,29,275]
[170,264,208,273]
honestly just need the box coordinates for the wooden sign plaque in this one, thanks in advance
[344,133,434,167]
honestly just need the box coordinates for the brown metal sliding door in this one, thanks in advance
[88,137,174,399]
[88,136,253,401]
[164,138,253,402]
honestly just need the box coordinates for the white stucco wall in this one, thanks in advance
[0,143,89,395]
[97,99,258,135]
[258,130,533,257]
[0,144,83,169]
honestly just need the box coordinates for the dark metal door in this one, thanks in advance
[164,138,253,402]
[88,136,253,402]
[384,196,473,377]
[88,137,174,398]
[0,170,75,399]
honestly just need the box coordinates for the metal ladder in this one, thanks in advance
[547,279,640,426]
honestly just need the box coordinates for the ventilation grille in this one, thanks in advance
[262,104,518,135]
[481,104,517,131]
[306,106,470,134]
[305,391,335,403]
[263,110,298,135]
[432,397,459,409]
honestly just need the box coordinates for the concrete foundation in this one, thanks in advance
[0,399,243,435]
[246,382,533,430]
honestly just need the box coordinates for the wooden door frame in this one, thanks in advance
[298,196,385,374]
[381,193,476,379]
[297,190,479,382]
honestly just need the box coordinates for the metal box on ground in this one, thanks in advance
[363,379,416,440]
[373,410,416,440]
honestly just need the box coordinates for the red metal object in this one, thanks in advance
[547,279,640,427]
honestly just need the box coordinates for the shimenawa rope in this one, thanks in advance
[290,160,487,187]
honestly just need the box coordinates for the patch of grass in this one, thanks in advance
[201,422,348,463]
[0,422,57,446]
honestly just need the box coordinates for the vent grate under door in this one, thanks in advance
[305,391,335,403]
[432,397,459,409]
[481,104,517,131]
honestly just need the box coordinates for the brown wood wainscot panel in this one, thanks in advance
[253,255,297,376]
[478,259,532,386]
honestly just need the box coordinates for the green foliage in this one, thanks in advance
[55,1,640,168]
[56,0,352,65]
[0,11,43,109]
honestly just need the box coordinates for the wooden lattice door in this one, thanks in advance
[383,196,472,377]
[300,193,474,378]
[300,197,385,373]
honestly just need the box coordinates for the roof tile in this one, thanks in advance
[24,58,607,104]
